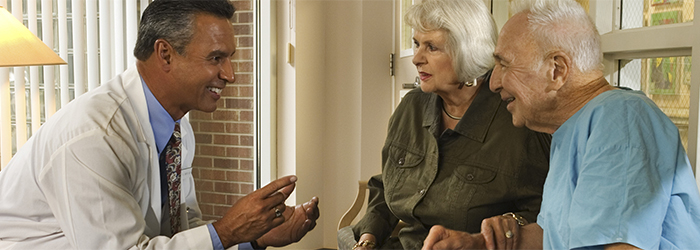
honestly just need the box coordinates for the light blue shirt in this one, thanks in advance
[141,79,232,250]
[538,89,700,249]
[141,79,176,155]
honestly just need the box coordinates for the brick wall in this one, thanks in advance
[190,0,256,221]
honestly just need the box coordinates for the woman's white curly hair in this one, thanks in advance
[404,0,498,82]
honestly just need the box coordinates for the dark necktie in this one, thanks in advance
[159,123,182,234]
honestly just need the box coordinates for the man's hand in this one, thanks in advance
[212,175,298,248]
[256,196,320,247]
[422,225,486,250]
[481,214,521,250]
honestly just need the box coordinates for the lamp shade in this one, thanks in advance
[0,7,66,67]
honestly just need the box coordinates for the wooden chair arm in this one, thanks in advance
[337,180,368,230]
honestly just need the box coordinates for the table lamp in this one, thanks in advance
[0,6,66,66]
[0,6,66,170]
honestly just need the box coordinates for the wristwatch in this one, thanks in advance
[503,212,528,226]
[352,240,376,250]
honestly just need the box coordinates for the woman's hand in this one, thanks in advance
[422,225,485,250]
[480,213,523,250]
[353,233,377,250]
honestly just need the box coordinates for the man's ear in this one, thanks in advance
[545,51,571,92]
[154,39,173,71]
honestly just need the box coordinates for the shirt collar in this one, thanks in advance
[141,77,178,155]
[423,71,500,143]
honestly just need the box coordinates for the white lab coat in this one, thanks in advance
[0,66,216,249]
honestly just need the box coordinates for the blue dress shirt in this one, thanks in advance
[141,78,231,250]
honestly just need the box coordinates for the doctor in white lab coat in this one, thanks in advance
[0,0,319,249]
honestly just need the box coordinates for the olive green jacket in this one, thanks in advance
[353,82,551,249]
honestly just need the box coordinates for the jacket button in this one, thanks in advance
[466,174,474,181]
[419,189,425,195]
[398,157,405,165]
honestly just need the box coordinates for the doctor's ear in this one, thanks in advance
[153,39,174,70]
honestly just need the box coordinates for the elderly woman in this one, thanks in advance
[338,0,550,249]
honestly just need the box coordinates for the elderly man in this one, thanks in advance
[0,0,318,249]
[422,0,700,249]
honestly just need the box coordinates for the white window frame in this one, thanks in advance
[591,0,699,188]
[256,0,275,188]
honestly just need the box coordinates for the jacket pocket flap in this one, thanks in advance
[455,164,497,184]
[388,144,424,168]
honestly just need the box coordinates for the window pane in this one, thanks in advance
[400,0,414,56]
[621,0,694,29]
[619,56,691,150]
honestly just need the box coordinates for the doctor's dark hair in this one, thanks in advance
[133,0,235,61]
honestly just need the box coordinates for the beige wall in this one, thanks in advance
[276,0,393,248]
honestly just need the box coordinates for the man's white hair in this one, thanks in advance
[511,0,603,72]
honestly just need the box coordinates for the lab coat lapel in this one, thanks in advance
[121,65,164,233]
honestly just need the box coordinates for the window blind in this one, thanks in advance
[0,0,146,169]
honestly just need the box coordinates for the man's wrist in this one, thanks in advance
[207,224,225,250]
[472,232,487,248]
[212,221,243,248]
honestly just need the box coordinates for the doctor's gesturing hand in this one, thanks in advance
[212,175,299,248]
[257,196,320,248]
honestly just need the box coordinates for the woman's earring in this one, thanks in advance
[464,78,477,87]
